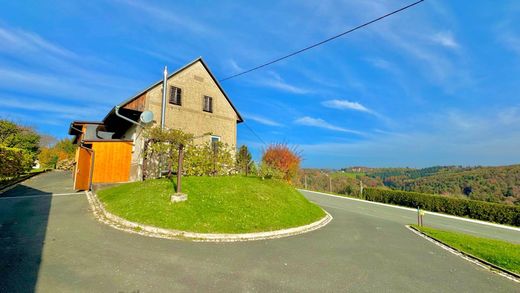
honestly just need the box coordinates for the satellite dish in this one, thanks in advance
[140,111,154,124]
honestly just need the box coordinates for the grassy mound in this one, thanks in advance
[97,176,326,233]
[413,225,520,274]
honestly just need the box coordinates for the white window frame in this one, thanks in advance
[210,135,220,144]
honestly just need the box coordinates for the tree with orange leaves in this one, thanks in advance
[261,143,301,182]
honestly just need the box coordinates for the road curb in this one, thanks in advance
[86,190,333,242]
[406,225,520,283]
[0,170,48,195]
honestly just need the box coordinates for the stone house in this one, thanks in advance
[68,57,243,190]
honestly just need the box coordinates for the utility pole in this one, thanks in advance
[329,176,332,193]
[304,175,307,189]
[360,181,364,197]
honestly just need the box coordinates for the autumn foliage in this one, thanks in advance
[261,143,301,181]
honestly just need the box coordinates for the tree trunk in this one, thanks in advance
[176,144,184,193]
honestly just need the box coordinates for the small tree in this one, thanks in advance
[143,126,193,194]
[261,143,301,182]
[38,147,59,169]
[236,145,252,175]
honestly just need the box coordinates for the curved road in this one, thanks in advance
[1,171,519,292]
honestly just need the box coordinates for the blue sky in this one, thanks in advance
[1,0,520,168]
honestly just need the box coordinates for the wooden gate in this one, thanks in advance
[73,146,92,190]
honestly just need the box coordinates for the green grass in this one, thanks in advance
[97,176,326,233]
[412,225,520,274]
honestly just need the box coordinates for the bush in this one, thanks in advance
[0,146,33,178]
[258,162,284,179]
[363,188,520,226]
[38,147,59,169]
[262,143,301,182]
[183,142,234,176]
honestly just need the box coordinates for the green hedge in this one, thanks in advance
[0,146,33,178]
[363,188,520,227]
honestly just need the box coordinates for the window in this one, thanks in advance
[211,135,220,152]
[211,135,220,144]
[203,96,213,112]
[169,86,182,105]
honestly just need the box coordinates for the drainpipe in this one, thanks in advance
[161,66,168,129]
[115,105,141,126]
[70,124,83,134]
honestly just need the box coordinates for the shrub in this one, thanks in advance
[363,188,520,226]
[0,146,33,178]
[38,147,59,169]
[183,141,234,176]
[258,162,284,179]
[262,143,301,182]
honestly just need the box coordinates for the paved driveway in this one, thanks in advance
[1,172,518,292]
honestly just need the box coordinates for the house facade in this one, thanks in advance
[69,57,243,190]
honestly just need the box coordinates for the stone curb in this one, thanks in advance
[86,190,333,242]
[406,225,520,283]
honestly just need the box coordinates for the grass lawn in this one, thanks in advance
[97,176,326,233]
[412,225,520,274]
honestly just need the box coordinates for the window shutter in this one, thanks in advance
[203,96,213,112]
[169,86,182,105]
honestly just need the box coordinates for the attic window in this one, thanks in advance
[203,96,213,113]
[169,86,182,106]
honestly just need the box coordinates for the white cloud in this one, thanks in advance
[0,26,76,58]
[432,31,459,49]
[322,99,372,113]
[294,116,363,134]
[365,57,393,70]
[500,34,520,56]
[256,71,310,94]
[0,97,106,119]
[228,59,243,73]
[113,0,214,35]
[245,113,282,127]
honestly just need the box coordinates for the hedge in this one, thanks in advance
[363,188,520,227]
[0,146,33,179]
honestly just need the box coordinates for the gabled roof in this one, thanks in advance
[102,57,243,123]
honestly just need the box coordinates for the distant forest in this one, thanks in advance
[297,165,520,205]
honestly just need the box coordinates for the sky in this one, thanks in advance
[1,0,520,168]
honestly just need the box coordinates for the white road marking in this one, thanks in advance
[0,192,81,200]
[299,189,520,232]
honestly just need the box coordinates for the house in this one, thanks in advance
[68,57,243,190]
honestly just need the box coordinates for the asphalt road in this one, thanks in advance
[1,171,519,292]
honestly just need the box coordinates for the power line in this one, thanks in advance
[220,0,424,82]
[231,0,424,146]
[242,121,266,146]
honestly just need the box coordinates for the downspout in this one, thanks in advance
[115,105,141,126]
[70,125,83,134]
[161,66,168,129]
